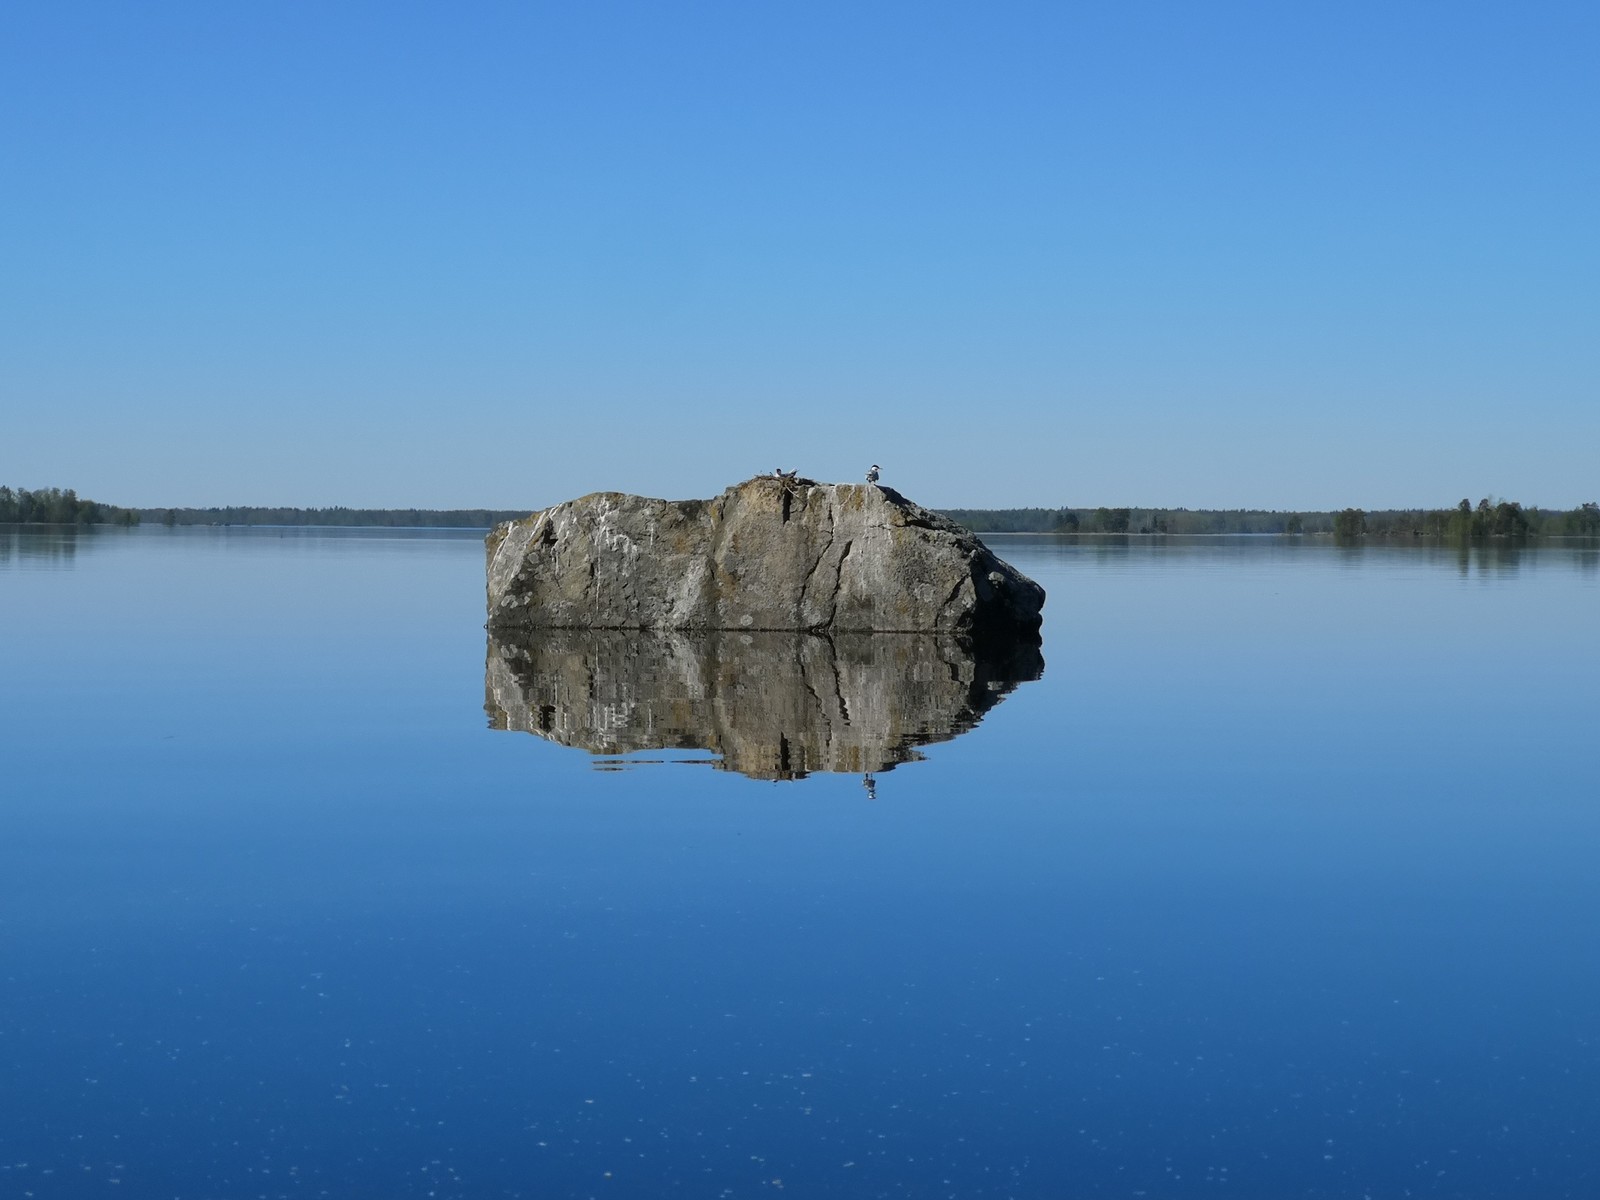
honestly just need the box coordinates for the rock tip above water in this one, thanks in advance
[486,475,1045,639]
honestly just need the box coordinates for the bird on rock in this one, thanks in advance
[866,464,881,484]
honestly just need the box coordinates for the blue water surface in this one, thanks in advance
[3,526,1598,1199]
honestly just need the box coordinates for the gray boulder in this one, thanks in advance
[486,477,1044,639]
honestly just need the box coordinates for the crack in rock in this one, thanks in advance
[827,539,854,627]
[936,574,969,628]
[797,501,836,625]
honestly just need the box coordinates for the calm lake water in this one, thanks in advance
[3,526,1598,1199]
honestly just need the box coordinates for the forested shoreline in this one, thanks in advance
[945,500,1600,537]
[134,505,531,528]
[7,488,1599,537]
[0,486,139,525]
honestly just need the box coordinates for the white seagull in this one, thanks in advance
[866,464,881,484]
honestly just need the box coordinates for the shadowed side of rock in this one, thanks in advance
[486,477,1045,639]
[486,628,1044,781]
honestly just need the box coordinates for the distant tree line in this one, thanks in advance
[941,499,1600,538]
[940,507,1338,534]
[137,506,532,528]
[0,485,139,525]
[1330,499,1600,539]
[15,490,1595,538]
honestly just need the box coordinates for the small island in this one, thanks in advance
[485,476,1046,642]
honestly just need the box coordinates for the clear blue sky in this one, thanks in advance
[3,1,1595,510]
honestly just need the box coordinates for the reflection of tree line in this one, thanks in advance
[1324,536,1600,576]
[944,499,1600,538]
[1454,539,1600,575]
[0,528,80,563]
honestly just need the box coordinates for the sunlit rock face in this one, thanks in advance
[485,477,1045,640]
[485,629,1043,781]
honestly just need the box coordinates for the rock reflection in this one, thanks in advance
[486,630,1043,781]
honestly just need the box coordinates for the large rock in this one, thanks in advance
[486,628,1043,781]
[486,477,1044,639]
